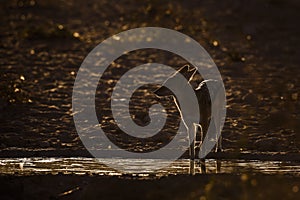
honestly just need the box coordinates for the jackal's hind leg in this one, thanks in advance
[194,124,206,173]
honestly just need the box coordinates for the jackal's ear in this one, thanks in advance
[178,64,197,80]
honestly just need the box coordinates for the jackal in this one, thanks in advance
[154,65,222,161]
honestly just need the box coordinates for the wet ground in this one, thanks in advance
[1,173,299,200]
[0,0,299,199]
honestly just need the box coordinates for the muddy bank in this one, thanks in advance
[0,174,299,200]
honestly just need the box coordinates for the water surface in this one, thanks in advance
[1,157,299,177]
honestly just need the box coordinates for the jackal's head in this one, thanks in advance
[154,65,197,97]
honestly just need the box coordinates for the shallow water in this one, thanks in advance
[1,157,299,177]
[0,0,299,173]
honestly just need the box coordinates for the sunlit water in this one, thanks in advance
[1,157,299,177]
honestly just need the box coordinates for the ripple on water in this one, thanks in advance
[0,157,299,177]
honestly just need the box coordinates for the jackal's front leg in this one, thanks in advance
[194,123,203,159]
[216,134,222,152]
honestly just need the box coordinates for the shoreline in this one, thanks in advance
[0,150,299,162]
